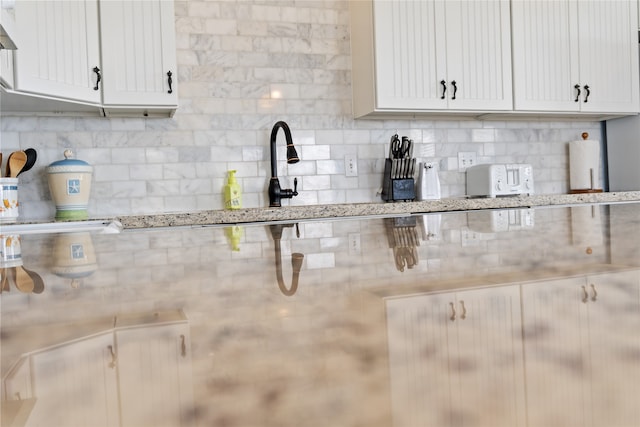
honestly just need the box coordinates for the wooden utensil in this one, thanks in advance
[0,268,7,293]
[14,266,34,293]
[6,151,28,178]
[23,267,45,294]
[5,266,16,291]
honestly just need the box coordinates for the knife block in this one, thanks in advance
[381,158,415,202]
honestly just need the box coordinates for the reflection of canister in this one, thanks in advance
[52,232,97,288]
[46,150,93,220]
[0,178,19,223]
[0,234,22,268]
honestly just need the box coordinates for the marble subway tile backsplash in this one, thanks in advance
[1,1,603,220]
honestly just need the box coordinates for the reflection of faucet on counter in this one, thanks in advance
[269,223,304,296]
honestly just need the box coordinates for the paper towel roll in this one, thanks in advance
[569,139,600,190]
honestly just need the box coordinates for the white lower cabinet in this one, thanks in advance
[116,322,194,427]
[385,285,525,427]
[521,270,640,427]
[25,332,119,427]
[1,316,193,427]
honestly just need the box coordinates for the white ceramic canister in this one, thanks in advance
[0,234,22,268]
[46,150,93,220]
[0,178,19,223]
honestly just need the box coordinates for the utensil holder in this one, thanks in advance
[0,178,19,223]
[381,158,415,202]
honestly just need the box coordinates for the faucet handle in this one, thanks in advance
[293,177,298,196]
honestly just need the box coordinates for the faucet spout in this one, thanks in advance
[270,224,304,296]
[269,121,300,207]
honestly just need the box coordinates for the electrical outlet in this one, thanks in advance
[348,233,361,254]
[345,155,358,177]
[458,152,477,170]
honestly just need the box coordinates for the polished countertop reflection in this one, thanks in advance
[1,202,639,427]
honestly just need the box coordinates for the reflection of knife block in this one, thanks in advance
[384,217,419,272]
[381,158,415,202]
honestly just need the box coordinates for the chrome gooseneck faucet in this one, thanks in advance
[269,121,300,207]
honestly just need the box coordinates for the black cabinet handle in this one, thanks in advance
[93,66,101,91]
[583,85,590,103]
[574,84,581,102]
[451,80,457,100]
[440,80,447,99]
[167,71,173,94]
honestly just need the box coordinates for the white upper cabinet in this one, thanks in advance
[99,0,178,116]
[13,0,101,104]
[350,0,513,118]
[352,0,639,119]
[5,0,177,117]
[512,0,639,114]
[0,48,14,89]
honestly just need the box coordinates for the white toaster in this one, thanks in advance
[466,163,534,197]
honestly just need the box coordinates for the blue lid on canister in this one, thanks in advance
[47,150,92,172]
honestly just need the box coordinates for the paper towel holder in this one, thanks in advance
[569,132,603,194]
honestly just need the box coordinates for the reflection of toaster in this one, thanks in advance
[467,209,535,233]
[466,164,534,197]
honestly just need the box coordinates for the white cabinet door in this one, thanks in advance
[385,285,525,427]
[511,0,579,111]
[116,322,194,427]
[443,0,513,111]
[353,0,512,117]
[584,270,640,427]
[512,0,639,114]
[521,277,591,426]
[386,291,453,427]
[449,286,525,427]
[522,271,640,427]
[577,1,640,113]
[0,48,13,89]
[373,0,446,110]
[13,0,101,104]
[99,0,178,113]
[25,333,119,427]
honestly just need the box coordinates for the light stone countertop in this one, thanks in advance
[2,201,640,426]
[116,191,640,228]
